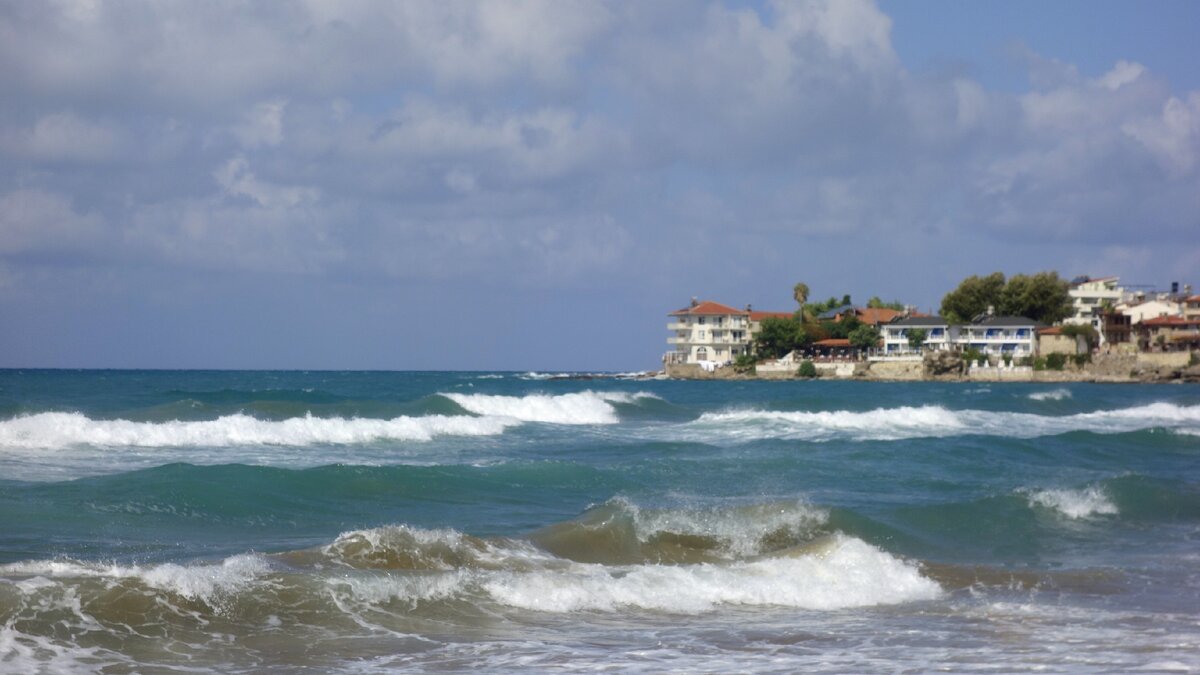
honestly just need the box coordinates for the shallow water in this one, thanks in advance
[1,370,1198,672]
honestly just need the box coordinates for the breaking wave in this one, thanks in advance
[1024,486,1119,519]
[441,391,656,425]
[0,411,520,449]
[671,402,1200,442]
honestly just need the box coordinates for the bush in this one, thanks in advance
[1071,353,1091,367]
[1033,356,1047,371]
[1017,356,1033,367]
[1190,352,1199,367]
[1046,353,1067,370]
[798,360,818,378]
[1002,354,1012,367]
[733,353,757,374]
[963,347,983,365]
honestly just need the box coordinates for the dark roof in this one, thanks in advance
[890,316,951,327]
[817,304,855,320]
[971,316,1043,327]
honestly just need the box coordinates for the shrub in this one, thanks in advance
[1046,353,1067,370]
[733,353,758,374]
[1071,353,1091,367]
[798,360,818,378]
[1002,354,1012,367]
[1033,356,1047,371]
[1017,356,1033,367]
[1190,352,1199,367]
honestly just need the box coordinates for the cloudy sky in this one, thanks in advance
[2,0,1197,370]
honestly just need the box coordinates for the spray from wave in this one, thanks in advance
[442,391,656,425]
[1023,486,1119,519]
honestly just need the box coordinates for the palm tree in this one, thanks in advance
[793,282,810,321]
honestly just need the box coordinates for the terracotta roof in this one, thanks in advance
[750,310,793,321]
[669,301,746,316]
[1038,326,1064,335]
[1141,316,1200,327]
[856,307,901,325]
[813,338,851,347]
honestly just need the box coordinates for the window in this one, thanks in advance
[698,316,706,325]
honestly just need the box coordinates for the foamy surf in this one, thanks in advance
[669,402,1200,442]
[484,534,941,613]
[1029,388,1072,401]
[1024,486,1119,519]
[0,411,520,449]
[442,391,656,425]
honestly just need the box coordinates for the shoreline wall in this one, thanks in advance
[664,351,1198,383]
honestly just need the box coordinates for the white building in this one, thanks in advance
[665,300,790,365]
[960,316,1040,356]
[1066,276,1124,340]
[882,317,958,354]
[1121,299,1183,324]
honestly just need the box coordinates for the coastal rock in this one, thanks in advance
[924,351,963,377]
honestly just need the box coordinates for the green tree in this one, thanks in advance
[940,272,1006,323]
[848,324,881,350]
[906,328,928,351]
[793,282,810,320]
[998,271,1072,324]
[867,296,905,311]
[754,316,804,360]
[821,315,862,339]
[1060,323,1098,350]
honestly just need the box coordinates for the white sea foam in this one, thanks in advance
[1029,388,1072,401]
[0,411,520,450]
[1025,486,1118,519]
[669,402,1200,442]
[482,535,940,613]
[442,391,654,425]
[0,553,271,603]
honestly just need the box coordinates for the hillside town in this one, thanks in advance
[664,275,1200,382]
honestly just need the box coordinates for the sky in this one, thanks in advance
[1,0,1198,371]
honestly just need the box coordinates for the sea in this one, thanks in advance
[0,370,1198,673]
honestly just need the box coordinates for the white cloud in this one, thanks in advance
[1,111,118,161]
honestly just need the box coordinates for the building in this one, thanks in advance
[1136,316,1200,352]
[1037,327,1087,356]
[665,300,790,365]
[1122,299,1183,324]
[961,316,1041,356]
[882,316,958,354]
[1182,295,1200,320]
[1067,276,1124,342]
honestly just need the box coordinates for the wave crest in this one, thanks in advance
[0,411,519,449]
[1024,486,1119,519]
[442,391,655,425]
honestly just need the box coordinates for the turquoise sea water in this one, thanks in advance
[1,370,1198,672]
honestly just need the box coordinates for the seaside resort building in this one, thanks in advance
[665,299,790,366]
[877,315,1041,357]
[1066,276,1124,339]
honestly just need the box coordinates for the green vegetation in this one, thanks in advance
[1072,353,1091,367]
[1033,356,1047,371]
[964,347,983,366]
[753,316,806,360]
[1060,324,1099,350]
[1002,354,1012,367]
[733,353,758,374]
[797,360,818,378]
[1045,353,1067,370]
[866,296,905,311]
[1190,352,1199,367]
[906,328,928,351]
[940,271,1071,324]
[848,324,881,350]
[793,282,810,321]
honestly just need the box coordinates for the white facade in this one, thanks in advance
[665,301,754,365]
[1122,299,1183,324]
[1066,277,1124,342]
[882,319,957,354]
[882,317,1038,356]
[960,319,1038,356]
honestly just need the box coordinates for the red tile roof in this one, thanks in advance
[813,338,851,347]
[750,311,793,321]
[1038,326,1064,335]
[855,308,901,325]
[1141,316,1200,327]
[670,301,746,316]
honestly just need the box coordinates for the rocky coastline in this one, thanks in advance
[663,351,1200,384]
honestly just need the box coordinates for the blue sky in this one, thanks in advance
[1,0,1197,370]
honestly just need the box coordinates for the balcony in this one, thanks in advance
[667,322,689,330]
